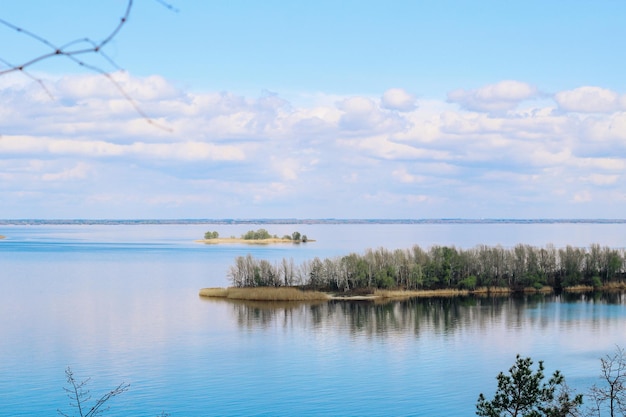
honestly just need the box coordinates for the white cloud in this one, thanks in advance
[392,167,425,183]
[338,135,449,161]
[447,80,538,113]
[555,86,621,113]
[581,112,626,142]
[580,174,620,186]
[381,88,416,111]
[55,72,182,101]
[42,162,92,181]
[0,136,245,161]
[2,73,626,218]
[337,96,407,133]
[573,190,593,203]
[575,157,625,171]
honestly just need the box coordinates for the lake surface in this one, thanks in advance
[1,222,626,416]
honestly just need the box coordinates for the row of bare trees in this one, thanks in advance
[228,244,626,291]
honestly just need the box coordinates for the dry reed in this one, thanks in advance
[522,286,554,293]
[198,287,229,297]
[199,287,329,301]
[565,282,626,292]
[563,285,594,292]
[602,281,626,290]
[472,286,512,294]
[374,289,470,298]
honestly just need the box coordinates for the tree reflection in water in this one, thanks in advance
[227,292,626,336]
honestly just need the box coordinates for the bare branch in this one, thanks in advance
[0,0,174,130]
[57,367,129,417]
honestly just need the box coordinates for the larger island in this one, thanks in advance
[200,242,626,301]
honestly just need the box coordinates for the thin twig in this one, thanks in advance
[0,0,173,131]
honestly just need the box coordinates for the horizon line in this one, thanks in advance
[1,218,626,225]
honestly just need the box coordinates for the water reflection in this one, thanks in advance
[223,292,626,336]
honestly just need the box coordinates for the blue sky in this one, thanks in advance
[1,1,626,219]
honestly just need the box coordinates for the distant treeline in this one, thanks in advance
[228,244,626,291]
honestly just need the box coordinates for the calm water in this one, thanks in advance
[1,222,626,416]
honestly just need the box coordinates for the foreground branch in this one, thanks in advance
[0,0,175,130]
[58,367,129,417]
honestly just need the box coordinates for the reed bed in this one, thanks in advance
[200,282,626,302]
[522,286,554,293]
[603,281,626,290]
[374,289,470,298]
[563,285,594,292]
[564,282,626,292]
[199,287,230,297]
[472,286,513,295]
[199,287,330,301]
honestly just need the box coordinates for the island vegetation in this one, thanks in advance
[198,228,310,244]
[0,235,5,239]
[202,243,626,301]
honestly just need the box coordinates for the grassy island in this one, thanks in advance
[198,228,313,245]
[0,235,5,239]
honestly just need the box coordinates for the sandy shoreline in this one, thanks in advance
[199,286,511,302]
[195,238,314,244]
[199,284,626,302]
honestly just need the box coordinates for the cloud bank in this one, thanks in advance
[1,75,625,219]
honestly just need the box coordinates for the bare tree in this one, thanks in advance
[586,346,626,417]
[57,367,170,416]
[58,367,129,417]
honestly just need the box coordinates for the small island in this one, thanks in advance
[197,228,313,245]
[0,235,5,239]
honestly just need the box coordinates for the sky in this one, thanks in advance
[1,1,626,219]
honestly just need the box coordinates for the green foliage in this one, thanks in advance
[476,355,582,417]
[242,228,272,240]
[292,231,301,241]
[459,275,478,290]
[591,276,603,289]
[375,267,395,289]
[204,231,219,239]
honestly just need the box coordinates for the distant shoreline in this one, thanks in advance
[2,218,626,226]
